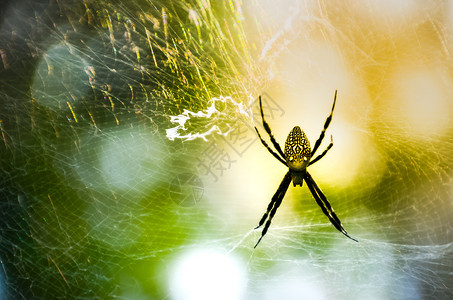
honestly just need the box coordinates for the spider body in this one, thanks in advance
[253,90,357,247]
[284,126,311,186]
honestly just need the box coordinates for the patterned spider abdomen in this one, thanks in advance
[284,126,311,171]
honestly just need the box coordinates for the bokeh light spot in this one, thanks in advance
[31,41,90,110]
[391,67,450,136]
[168,248,246,300]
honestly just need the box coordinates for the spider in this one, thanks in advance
[253,90,358,247]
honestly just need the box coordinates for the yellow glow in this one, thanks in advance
[350,0,435,29]
[389,67,450,136]
[309,119,383,187]
[168,248,246,300]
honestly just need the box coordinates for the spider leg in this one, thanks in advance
[254,172,291,229]
[254,127,287,166]
[254,171,292,248]
[311,90,337,156]
[304,172,358,242]
[308,135,333,166]
[257,96,286,158]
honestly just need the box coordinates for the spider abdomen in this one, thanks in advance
[284,126,311,171]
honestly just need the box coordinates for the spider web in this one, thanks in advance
[1,0,453,299]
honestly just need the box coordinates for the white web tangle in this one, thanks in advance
[165,95,254,141]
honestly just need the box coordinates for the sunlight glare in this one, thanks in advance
[168,248,246,300]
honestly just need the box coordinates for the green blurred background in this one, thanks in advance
[0,0,452,299]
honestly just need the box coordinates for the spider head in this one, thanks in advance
[284,126,311,173]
